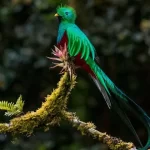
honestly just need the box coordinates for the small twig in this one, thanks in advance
[63,111,137,150]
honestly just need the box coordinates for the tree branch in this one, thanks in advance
[0,73,76,135]
[0,73,137,150]
[62,111,137,150]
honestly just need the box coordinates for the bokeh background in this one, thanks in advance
[0,0,150,149]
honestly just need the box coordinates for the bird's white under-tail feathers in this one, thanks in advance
[90,75,111,108]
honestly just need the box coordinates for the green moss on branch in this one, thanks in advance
[0,73,137,150]
[0,73,76,136]
[62,111,136,150]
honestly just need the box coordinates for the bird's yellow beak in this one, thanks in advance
[54,13,59,17]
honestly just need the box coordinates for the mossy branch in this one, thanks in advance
[0,73,76,135]
[0,73,137,149]
[62,111,137,150]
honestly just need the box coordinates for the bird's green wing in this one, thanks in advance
[66,25,95,60]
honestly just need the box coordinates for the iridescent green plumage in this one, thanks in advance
[55,5,150,150]
[67,26,95,60]
[56,6,95,60]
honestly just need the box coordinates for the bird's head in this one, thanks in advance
[55,5,76,23]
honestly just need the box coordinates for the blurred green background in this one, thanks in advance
[0,0,150,149]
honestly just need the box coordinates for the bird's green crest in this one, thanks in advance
[56,4,76,14]
[56,5,76,23]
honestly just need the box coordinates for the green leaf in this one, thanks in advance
[0,95,24,117]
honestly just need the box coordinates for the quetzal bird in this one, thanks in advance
[54,5,150,149]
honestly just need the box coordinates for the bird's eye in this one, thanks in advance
[65,12,69,15]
